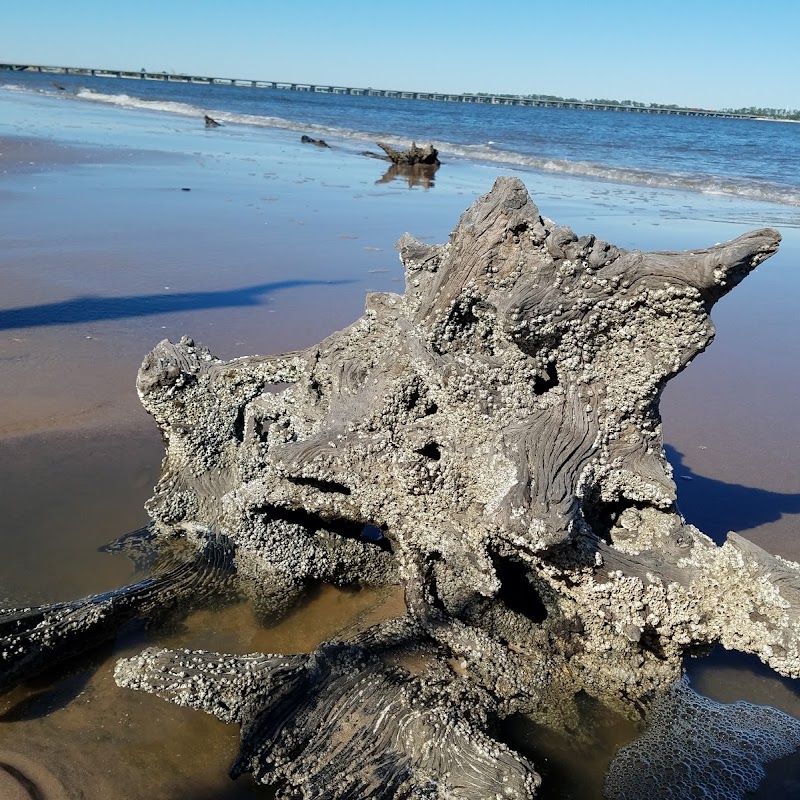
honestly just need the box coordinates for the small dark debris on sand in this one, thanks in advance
[301,135,331,148]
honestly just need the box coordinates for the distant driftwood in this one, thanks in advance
[362,141,441,188]
[300,134,331,148]
[204,114,221,128]
[3,178,799,798]
[362,140,440,166]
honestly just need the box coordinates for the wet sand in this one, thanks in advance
[0,135,119,174]
[1,90,799,797]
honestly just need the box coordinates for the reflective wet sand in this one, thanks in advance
[0,578,403,800]
[1,93,799,796]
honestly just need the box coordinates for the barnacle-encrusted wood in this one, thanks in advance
[5,178,796,797]
[116,629,540,799]
[113,178,800,796]
[0,528,235,693]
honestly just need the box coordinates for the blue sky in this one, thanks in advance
[2,0,798,109]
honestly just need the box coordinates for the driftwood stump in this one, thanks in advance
[362,142,441,188]
[5,178,799,797]
[374,141,440,166]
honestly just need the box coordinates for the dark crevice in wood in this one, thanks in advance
[254,506,394,555]
[253,504,362,538]
[640,623,668,660]
[415,442,441,461]
[492,553,548,624]
[361,525,393,553]
[532,361,559,395]
[286,476,352,495]
[581,493,652,544]
[309,378,323,400]
[232,407,246,442]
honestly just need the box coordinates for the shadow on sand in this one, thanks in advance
[0,279,353,330]
[665,444,800,545]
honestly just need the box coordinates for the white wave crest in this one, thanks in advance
[75,89,200,117]
[436,144,800,206]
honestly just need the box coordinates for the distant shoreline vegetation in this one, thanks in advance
[477,93,800,121]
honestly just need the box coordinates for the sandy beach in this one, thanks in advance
[1,87,799,797]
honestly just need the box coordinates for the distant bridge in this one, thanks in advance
[0,64,751,119]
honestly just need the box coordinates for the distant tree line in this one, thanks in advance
[474,91,800,119]
[473,92,697,110]
[722,106,800,120]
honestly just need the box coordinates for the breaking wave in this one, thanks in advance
[76,88,200,118]
[441,144,800,206]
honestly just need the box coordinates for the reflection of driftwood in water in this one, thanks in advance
[0,528,235,694]
[376,162,438,189]
[3,178,798,797]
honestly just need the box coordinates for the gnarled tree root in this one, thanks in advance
[115,628,540,799]
[0,530,234,693]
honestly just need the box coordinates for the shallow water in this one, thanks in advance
[1,87,799,797]
[5,71,800,205]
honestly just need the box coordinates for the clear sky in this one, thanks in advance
[2,0,798,110]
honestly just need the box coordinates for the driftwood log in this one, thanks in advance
[373,141,440,166]
[361,142,440,188]
[301,134,331,148]
[5,177,800,797]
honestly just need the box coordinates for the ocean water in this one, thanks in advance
[4,69,800,206]
[1,72,800,798]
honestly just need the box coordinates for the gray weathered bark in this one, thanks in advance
[0,527,235,694]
